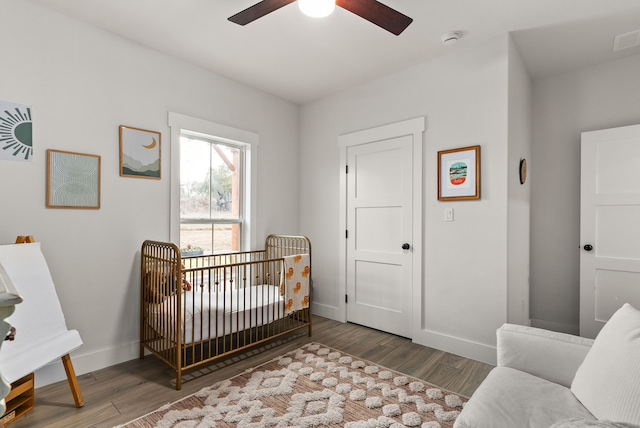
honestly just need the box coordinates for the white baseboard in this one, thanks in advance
[412,329,497,366]
[530,318,579,336]
[33,341,139,388]
[36,310,501,389]
[34,305,342,389]
[311,302,341,321]
[311,304,496,365]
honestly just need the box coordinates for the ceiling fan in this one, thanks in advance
[228,0,413,36]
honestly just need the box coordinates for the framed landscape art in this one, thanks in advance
[437,145,480,201]
[119,125,161,179]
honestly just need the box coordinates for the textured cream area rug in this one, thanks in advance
[117,343,467,428]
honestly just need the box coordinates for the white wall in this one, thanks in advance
[0,0,299,386]
[301,35,522,364]
[530,53,640,334]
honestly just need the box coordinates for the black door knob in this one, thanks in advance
[583,244,593,252]
[402,243,410,250]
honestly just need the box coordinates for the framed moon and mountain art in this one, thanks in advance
[437,145,480,201]
[119,125,161,179]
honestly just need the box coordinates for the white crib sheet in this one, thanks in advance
[150,284,285,344]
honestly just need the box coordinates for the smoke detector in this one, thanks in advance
[442,31,461,46]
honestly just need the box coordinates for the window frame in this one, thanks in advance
[168,112,258,251]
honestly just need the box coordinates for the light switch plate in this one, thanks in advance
[445,208,454,222]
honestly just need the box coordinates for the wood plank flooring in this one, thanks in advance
[8,316,493,428]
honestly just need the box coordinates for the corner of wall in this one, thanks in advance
[506,32,533,326]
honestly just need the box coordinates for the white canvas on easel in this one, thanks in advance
[0,260,22,417]
[0,242,83,407]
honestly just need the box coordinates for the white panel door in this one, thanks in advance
[580,123,640,338]
[346,135,413,338]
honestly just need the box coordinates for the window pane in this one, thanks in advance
[180,134,244,254]
[180,223,240,254]
[209,144,240,219]
[180,137,241,221]
[180,138,211,219]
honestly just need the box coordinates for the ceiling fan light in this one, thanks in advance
[299,0,335,18]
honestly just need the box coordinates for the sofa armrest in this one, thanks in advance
[497,324,594,388]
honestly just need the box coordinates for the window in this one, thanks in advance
[168,112,258,254]
[179,134,243,254]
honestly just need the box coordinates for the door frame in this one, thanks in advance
[338,117,425,336]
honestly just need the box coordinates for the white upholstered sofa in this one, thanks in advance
[454,303,640,428]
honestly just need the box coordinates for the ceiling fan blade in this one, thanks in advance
[229,0,297,26]
[336,0,413,35]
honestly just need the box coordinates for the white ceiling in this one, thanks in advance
[27,0,640,105]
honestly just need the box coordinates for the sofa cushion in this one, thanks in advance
[497,323,594,387]
[571,303,640,424]
[454,367,595,428]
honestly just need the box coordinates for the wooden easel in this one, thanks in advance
[13,236,83,408]
[13,237,34,245]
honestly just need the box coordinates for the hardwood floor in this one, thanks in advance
[8,316,493,428]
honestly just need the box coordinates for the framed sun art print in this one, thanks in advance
[0,99,33,163]
[119,125,161,179]
[437,145,480,201]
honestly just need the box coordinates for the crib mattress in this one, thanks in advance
[149,284,285,344]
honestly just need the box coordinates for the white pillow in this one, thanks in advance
[571,303,640,424]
